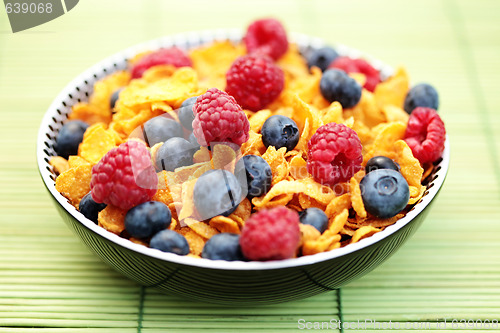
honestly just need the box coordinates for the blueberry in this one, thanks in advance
[299,208,328,233]
[150,230,190,255]
[320,69,362,108]
[404,83,439,114]
[79,192,106,223]
[178,96,198,131]
[125,201,172,239]
[365,156,400,174]
[201,233,245,261]
[110,88,123,110]
[360,169,410,218]
[242,155,272,198]
[143,116,183,147]
[155,137,196,171]
[194,169,243,220]
[55,120,89,159]
[307,47,339,72]
[188,131,201,149]
[261,115,300,151]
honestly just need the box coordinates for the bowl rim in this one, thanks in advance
[37,29,450,271]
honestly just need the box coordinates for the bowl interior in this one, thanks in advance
[37,30,449,271]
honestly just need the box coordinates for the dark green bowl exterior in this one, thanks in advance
[49,189,438,304]
[38,30,448,305]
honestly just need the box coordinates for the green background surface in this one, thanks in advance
[1,0,500,331]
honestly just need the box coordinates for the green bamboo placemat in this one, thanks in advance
[1,0,500,331]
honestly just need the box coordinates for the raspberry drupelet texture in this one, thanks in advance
[307,123,363,187]
[90,140,157,210]
[329,56,381,92]
[240,206,301,261]
[226,54,284,111]
[130,47,192,79]
[244,18,288,60]
[404,107,446,164]
[192,88,250,146]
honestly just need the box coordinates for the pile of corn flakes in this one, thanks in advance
[51,37,437,260]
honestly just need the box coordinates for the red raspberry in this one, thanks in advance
[130,47,192,79]
[244,18,289,60]
[240,206,300,261]
[329,56,381,92]
[404,107,446,164]
[226,54,284,111]
[90,141,157,210]
[307,123,363,186]
[192,88,250,146]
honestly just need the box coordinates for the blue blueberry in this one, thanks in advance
[188,131,201,149]
[320,69,362,108]
[261,115,300,151]
[360,169,410,218]
[365,156,400,174]
[155,137,196,171]
[150,230,190,255]
[110,88,123,109]
[125,201,172,239]
[307,46,339,72]
[55,120,89,159]
[178,96,198,131]
[79,192,106,223]
[299,208,328,233]
[201,233,245,261]
[143,116,183,147]
[242,155,272,198]
[404,83,439,114]
[194,169,243,220]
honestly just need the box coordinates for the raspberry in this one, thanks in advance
[240,206,300,261]
[130,47,191,79]
[90,141,157,210]
[244,18,288,60]
[192,88,250,146]
[404,107,446,164]
[307,123,363,187]
[226,54,284,111]
[329,56,381,92]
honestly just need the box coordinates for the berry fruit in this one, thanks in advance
[307,123,363,186]
[178,96,198,131]
[55,120,89,159]
[329,56,381,92]
[131,47,192,79]
[307,46,339,72]
[192,88,250,146]
[79,192,107,223]
[244,18,288,60]
[226,54,284,111]
[201,233,245,261]
[90,140,157,210]
[193,169,243,220]
[125,201,172,239]
[404,107,446,164]
[242,155,272,198]
[240,206,300,261]
[261,115,299,151]
[299,208,328,233]
[110,88,123,110]
[404,83,439,114]
[360,169,410,218]
[143,116,183,147]
[365,156,400,174]
[150,230,190,255]
[155,137,196,172]
[187,132,200,149]
[320,69,362,108]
